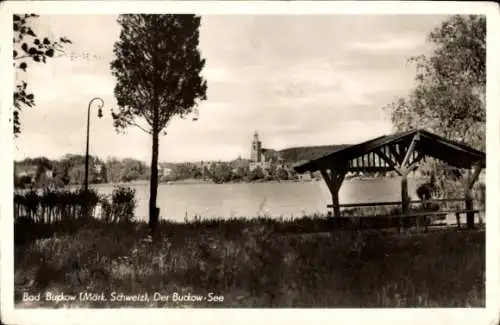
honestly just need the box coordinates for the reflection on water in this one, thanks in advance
[92,178,421,221]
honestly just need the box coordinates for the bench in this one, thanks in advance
[452,209,483,229]
[325,209,483,231]
[402,209,482,231]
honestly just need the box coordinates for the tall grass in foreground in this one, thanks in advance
[15,218,484,308]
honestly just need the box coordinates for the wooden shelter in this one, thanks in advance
[293,129,485,229]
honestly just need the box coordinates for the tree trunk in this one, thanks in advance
[149,131,160,233]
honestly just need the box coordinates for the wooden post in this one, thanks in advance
[320,166,346,218]
[401,174,409,214]
[331,190,341,219]
[398,134,420,233]
[465,191,474,229]
[320,168,338,217]
[331,168,346,218]
[401,173,409,232]
[464,162,483,229]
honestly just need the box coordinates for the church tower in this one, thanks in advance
[251,131,262,162]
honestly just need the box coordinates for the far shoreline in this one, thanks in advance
[88,175,402,188]
[16,174,413,191]
[89,178,320,187]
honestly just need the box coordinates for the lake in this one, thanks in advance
[92,177,423,222]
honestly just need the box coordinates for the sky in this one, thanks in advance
[14,14,450,163]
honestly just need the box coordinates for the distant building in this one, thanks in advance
[251,131,263,162]
[249,131,285,171]
[15,164,37,183]
[45,169,54,179]
[158,164,173,177]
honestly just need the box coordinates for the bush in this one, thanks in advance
[99,186,137,223]
[14,188,100,223]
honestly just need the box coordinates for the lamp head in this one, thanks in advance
[97,108,103,118]
[192,107,199,121]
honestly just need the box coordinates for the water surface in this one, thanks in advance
[92,177,421,221]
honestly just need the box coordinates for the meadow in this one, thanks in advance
[14,216,485,308]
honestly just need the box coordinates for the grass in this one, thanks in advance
[14,216,485,308]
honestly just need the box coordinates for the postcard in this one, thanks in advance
[1,1,499,325]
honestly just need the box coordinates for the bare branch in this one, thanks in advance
[131,120,152,134]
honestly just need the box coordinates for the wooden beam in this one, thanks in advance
[388,144,404,165]
[401,134,420,173]
[406,151,425,173]
[320,169,336,215]
[460,161,483,190]
[467,161,483,190]
[408,151,425,166]
[451,168,462,181]
[346,167,394,173]
[320,168,336,194]
[331,169,347,192]
[333,198,464,208]
[398,143,405,159]
[375,149,402,175]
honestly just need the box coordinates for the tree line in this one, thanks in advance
[14,156,310,189]
[15,155,154,188]
[15,155,107,189]
[164,161,302,183]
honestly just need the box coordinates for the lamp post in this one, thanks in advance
[84,97,104,192]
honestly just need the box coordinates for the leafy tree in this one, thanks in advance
[210,162,233,183]
[52,154,103,186]
[105,157,123,183]
[386,15,485,151]
[33,157,52,181]
[232,166,248,181]
[276,167,289,181]
[13,14,71,136]
[14,175,33,189]
[248,166,265,181]
[52,159,70,185]
[202,166,212,180]
[385,15,485,193]
[266,163,277,180]
[120,158,147,182]
[99,163,108,183]
[68,164,85,185]
[111,14,207,232]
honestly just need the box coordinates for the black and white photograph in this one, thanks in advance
[1,1,499,324]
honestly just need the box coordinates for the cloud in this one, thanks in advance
[348,36,425,52]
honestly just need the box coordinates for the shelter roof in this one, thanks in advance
[293,129,485,173]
